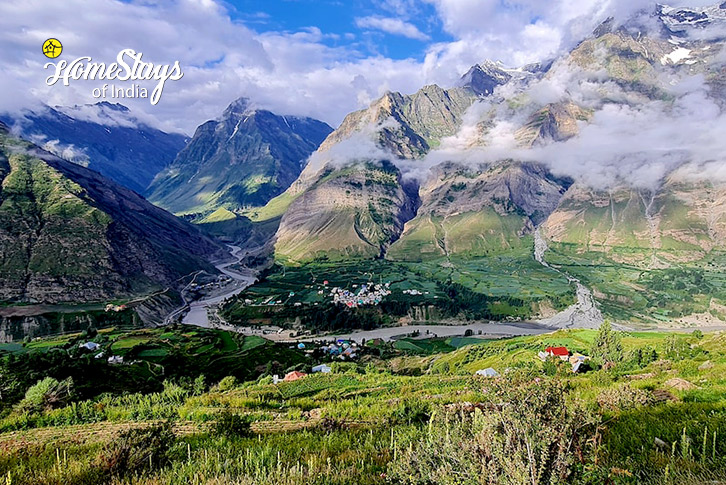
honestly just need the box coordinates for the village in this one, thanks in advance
[234,275,435,310]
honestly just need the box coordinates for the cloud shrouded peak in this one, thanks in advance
[0,0,722,136]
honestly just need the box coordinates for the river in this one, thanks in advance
[533,228,604,329]
[180,245,257,328]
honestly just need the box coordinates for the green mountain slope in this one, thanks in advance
[0,122,223,304]
[148,98,332,216]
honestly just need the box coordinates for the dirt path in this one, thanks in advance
[0,417,377,453]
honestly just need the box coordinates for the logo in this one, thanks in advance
[43,48,183,105]
[42,38,62,59]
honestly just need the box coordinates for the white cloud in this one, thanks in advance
[0,0,721,139]
[0,0,432,134]
[355,16,430,41]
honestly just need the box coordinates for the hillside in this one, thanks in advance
[1,326,725,484]
[2,103,187,195]
[148,98,332,217]
[0,122,224,305]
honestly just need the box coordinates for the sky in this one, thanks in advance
[0,0,719,135]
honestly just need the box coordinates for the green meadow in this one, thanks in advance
[1,325,725,484]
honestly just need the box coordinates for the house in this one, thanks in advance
[79,342,100,351]
[544,346,570,361]
[569,353,590,373]
[475,368,499,378]
[273,374,281,384]
[312,364,332,374]
[107,355,124,365]
[94,352,105,359]
[283,371,307,382]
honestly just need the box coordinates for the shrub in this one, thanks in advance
[389,399,431,425]
[96,422,175,477]
[388,378,599,484]
[597,384,656,411]
[193,374,207,396]
[213,411,253,438]
[217,375,238,391]
[15,377,73,414]
[542,356,559,376]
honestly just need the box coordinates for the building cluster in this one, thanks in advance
[105,304,127,312]
[538,346,590,373]
[319,339,359,359]
[190,275,233,292]
[330,282,391,308]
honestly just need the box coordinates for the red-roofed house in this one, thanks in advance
[545,347,570,361]
[283,371,307,382]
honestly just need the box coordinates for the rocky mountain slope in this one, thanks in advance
[387,162,571,261]
[270,81,493,263]
[255,3,726,323]
[148,98,332,216]
[0,122,224,304]
[2,102,187,195]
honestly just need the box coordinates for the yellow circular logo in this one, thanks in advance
[42,38,62,59]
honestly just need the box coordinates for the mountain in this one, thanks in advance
[249,2,726,324]
[0,121,224,304]
[387,162,571,261]
[270,83,482,263]
[2,102,187,195]
[148,98,333,216]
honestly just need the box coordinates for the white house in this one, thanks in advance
[80,342,100,351]
[312,364,332,374]
[475,368,499,378]
[107,355,124,365]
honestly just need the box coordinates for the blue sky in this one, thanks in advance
[227,0,451,60]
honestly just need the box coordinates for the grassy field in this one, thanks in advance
[222,255,576,330]
[1,326,725,483]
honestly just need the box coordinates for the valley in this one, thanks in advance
[4,1,726,483]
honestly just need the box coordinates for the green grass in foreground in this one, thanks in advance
[1,328,726,484]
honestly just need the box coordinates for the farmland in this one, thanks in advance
[1,326,725,483]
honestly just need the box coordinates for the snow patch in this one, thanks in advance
[661,47,692,65]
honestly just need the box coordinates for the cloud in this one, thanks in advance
[0,0,433,134]
[0,0,721,140]
[355,16,430,41]
[411,40,726,191]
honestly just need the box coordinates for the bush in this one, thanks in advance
[389,399,431,425]
[96,422,175,477]
[597,384,656,411]
[388,378,599,484]
[216,375,238,391]
[15,377,74,414]
[213,411,253,438]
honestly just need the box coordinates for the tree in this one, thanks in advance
[590,320,623,366]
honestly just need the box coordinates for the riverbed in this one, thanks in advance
[181,245,257,327]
